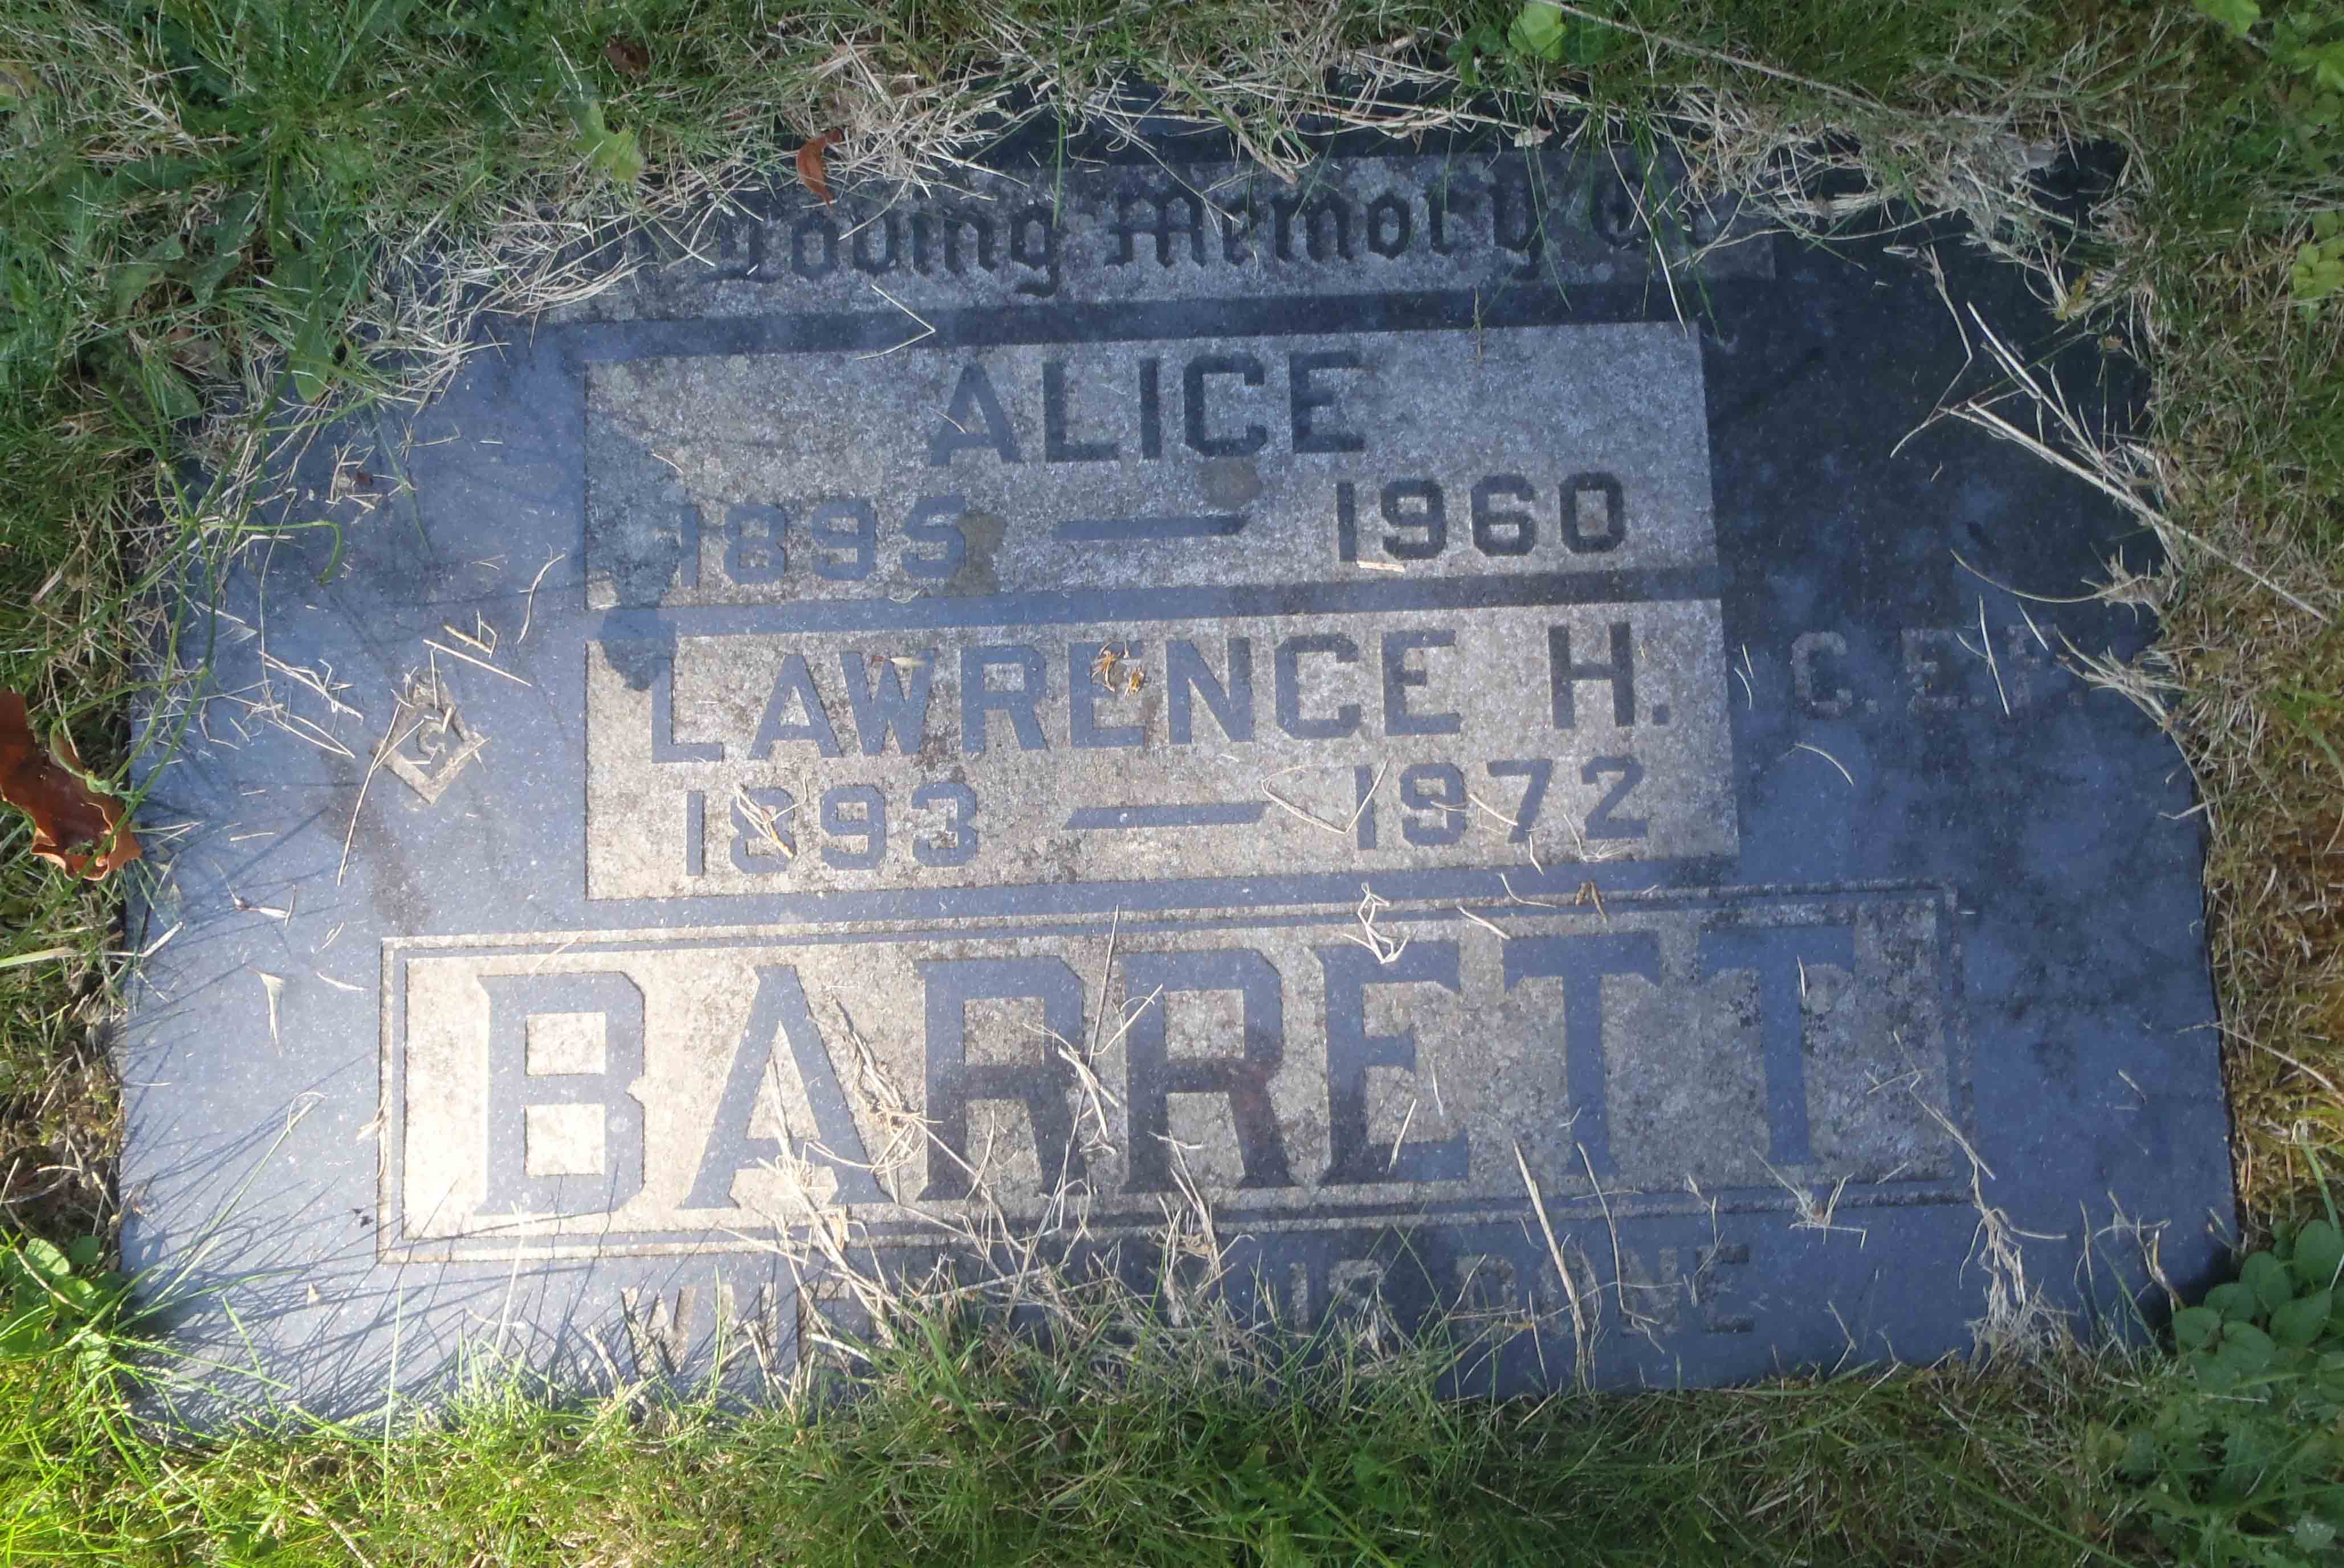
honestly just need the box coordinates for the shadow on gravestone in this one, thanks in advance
[118,120,2230,1421]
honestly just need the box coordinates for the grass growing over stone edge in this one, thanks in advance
[1,0,2340,1561]
[4,1297,2173,1565]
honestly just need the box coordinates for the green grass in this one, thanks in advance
[8,1218,2343,1563]
[0,1287,2172,1565]
[3,0,2343,1561]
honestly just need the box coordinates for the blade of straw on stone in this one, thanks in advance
[1515,1140,1589,1387]
[1954,309,2326,623]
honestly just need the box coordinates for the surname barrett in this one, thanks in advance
[384,889,1964,1261]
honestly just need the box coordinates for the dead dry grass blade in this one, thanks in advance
[1946,311,2329,624]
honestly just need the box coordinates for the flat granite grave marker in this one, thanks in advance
[124,130,2232,1415]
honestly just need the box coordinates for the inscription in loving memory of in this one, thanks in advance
[617,152,1777,312]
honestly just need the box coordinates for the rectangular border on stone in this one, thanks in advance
[377,879,1972,1264]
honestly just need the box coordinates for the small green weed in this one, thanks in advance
[2195,0,2344,89]
[1507,0,1625,68]
[0,1233,128,1382]
[2193,0,2344,184]
[2104,1219,2344,1564]
[2293,210,2344,307]
[2203,0,2344,309]
[572,95,646,186]
[1450,1,1625,89]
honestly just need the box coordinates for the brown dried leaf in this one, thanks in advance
[602,36,649,76]
[0,691,140,880]
[163,324,222,377]
[796,130,841,209]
